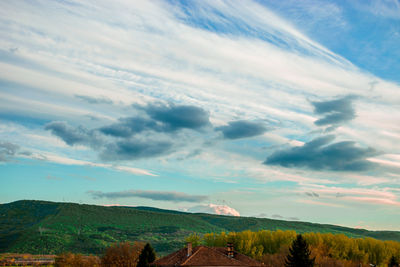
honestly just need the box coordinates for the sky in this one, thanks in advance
[1,0,400,231]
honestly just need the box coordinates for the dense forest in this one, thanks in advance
[1,200,400,257]
[186,230,400,266]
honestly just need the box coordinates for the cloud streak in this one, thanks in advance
[75,95,113,105]
[88,190,208,203]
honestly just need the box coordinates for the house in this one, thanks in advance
[152,243,264,267]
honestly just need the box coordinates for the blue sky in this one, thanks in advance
[1,0,400,230]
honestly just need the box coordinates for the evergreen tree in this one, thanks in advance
[137,243,156,267]
[285,234,315,267]
[389,256,399,267]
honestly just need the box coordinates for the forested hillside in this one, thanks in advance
[1,200,399,255]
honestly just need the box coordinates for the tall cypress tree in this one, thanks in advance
[285,234,315,267]
[137,243,156,267]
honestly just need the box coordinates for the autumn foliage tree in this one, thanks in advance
[55,252,100,267]
[101,241,145,267]
[197,230,400,266]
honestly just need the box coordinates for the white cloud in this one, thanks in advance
[188,203,240,216]
[24,151,157,176]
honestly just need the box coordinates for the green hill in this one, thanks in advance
[1,200,399,255]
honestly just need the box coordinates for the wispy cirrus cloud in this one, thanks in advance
[0,0,400,230]
[351,0,400,19]
[25,151,157,176]
[297,185,400,208]
[75,95,113,105]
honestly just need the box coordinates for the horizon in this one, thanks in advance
[1,0,400,231]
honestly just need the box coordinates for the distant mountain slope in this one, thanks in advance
[0,200,399,255]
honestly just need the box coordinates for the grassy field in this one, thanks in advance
[1,200,399,255]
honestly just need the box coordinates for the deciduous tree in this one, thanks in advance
[101,241,144,267]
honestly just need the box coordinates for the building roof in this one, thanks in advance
[152,245,264,267]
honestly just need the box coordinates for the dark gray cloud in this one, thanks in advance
[45,121,174,161]
[311,96,356,126]
[100,139,173,161]
[75,95,113,105]
[216,120,269,139]
[19,150,32,156]
[99,117,160,137]
[336,193,346,198]
[271,214,284,219]
[305,192,319,197]
[142,103,211,131]
[45,121,100,148]
[100,103,211,138]
[0,141,19,161]
[87,189,208,202]
[264,135,379,172]
[46,103,271,162]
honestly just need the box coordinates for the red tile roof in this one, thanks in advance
[152,246,264,267]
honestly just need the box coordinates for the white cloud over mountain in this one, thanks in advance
[188,204,240,217]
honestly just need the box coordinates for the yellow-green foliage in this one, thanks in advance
[203,230,297,259]
[199,230,400,266]
[185,233,202,248]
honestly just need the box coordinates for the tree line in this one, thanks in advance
[186,230,400,266]
[54,242,155,267]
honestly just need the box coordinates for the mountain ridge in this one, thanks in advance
[1,200,399,255]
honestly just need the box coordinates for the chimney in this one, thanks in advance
[187,242,192,257]
[227,243,234,258]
